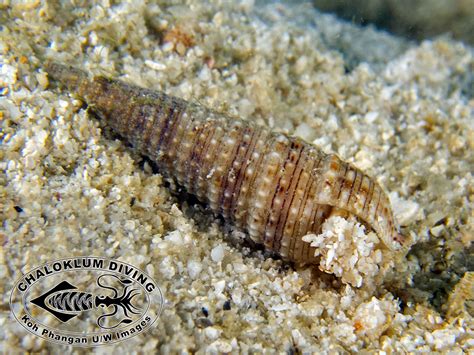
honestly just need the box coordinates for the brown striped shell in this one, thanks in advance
[45,63,406,264]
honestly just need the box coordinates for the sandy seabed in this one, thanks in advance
[1,0,473,353]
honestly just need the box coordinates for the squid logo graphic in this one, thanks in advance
[30,274,142,328]
[10,257,163,346]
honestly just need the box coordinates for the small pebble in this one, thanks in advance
[223,300,231,310]
[211,245,225,262]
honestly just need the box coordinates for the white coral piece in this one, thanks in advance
[302,216,382,287]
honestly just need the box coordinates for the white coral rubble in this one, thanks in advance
[302,216,384,287]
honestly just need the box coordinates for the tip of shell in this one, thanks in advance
[44,62,88,91]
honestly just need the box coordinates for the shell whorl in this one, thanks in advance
[46,63,405,264]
